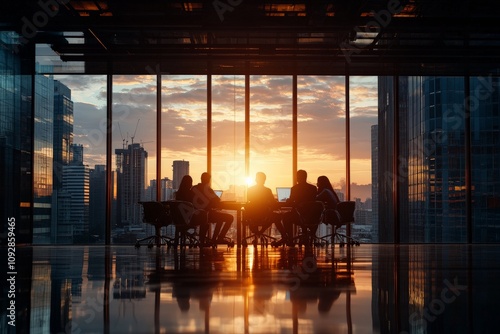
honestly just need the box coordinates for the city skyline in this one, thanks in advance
[53,74,377,200]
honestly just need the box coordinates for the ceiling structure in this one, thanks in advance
[2,0,500,75]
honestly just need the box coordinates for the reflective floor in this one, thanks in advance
[2,244,500,333]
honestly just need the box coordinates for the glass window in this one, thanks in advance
[161,75,207,195]
[211,75,245,201]
[471,76,500,242]
[249,75,293,193]
[112,75,157,244]
[349,76,378,242]
[297,75,346,195]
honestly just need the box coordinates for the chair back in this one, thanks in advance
[164,200,196,226]
[140,201,171,227]
[296,201,325,226]
[337,201,355,224]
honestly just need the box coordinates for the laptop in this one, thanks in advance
[276,187,291,202]
[214,190,223,198]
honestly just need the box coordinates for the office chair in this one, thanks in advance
[290,201,325,247]
[320,201,360,247]
[241,205,279,247]
[136,201,174,248]
[164,200,208,248]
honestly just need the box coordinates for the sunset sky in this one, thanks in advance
[54,73,377,201]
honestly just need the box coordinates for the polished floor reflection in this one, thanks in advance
[2,244,500,333]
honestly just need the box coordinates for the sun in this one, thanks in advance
[245,176,254,187]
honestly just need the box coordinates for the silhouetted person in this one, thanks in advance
[192,172,233,245]
[246,172,286,240]
[316,175,341,227]
[316,175,340,210]
[175,174,210,245]
[283,170,318,243]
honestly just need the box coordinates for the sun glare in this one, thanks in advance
[245,176,254,187]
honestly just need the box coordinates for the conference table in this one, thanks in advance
[216,201,292,247]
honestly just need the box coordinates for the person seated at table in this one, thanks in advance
[282,169,318,244]
[175,174,210,245]
[246,172,286,240]
[192,172,233,245]
[316,175,341,226]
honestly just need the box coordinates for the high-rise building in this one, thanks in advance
[161,177,174,200]
[60,160,90,243]
[52,81,75,243]
[173,160,189,190]
[71,143,84,165]
[33,67,55,244]
[378,76,500,242]
[0,32,32,244]
[115,143,148,230]
[90,165,106,241]
[53,80,73,190]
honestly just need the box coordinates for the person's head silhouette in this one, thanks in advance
[255,172,266,185]
[297,169,307,184]
[200,172,211,185]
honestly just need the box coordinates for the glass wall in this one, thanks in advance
[211,75,245,201]
[6,40,500,244]
[297,76,346,192]
[0,31,32,244]
[408,77,467,242]
[32,72,107,244]
[471,76,500,242]
[249,75,293,191]
[33,71,54,244]
[349,76,378,242]
[378,76,476,243]
[112,75,157,244]
[161,75,207,195]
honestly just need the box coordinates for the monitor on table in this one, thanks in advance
[276,187,291,202]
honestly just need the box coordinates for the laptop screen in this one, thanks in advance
[276,187,291,202]
[214,190,223,198]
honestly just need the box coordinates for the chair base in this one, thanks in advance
[212,236,235,248]
[242,233,277,248]
[289,225,325,248]
[173,228,201,249]
[135,235,175,248]
[319,232,361,247]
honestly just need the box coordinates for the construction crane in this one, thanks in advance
[140,140,154,147]
[118,122,127,149]
[131,119,140,145]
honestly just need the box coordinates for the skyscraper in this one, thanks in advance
[62,163,90,243]
[90,165,106,241]
[0,32,32,244]
[115,143,148,230]
[33,67,55,244]
[378,76,500,243]
[173,160,189,190]
[53,80,73,190]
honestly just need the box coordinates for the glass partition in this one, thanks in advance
[8,57,500,244]
[0,31,32,244]
[161,75,207,195]
[249,76,293,193]
[211,75,245,201]
[349,76,378,242]
[32,72,107,244]
[297,75,346,196]
[471,76,500,242]
[112,75,157,244]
